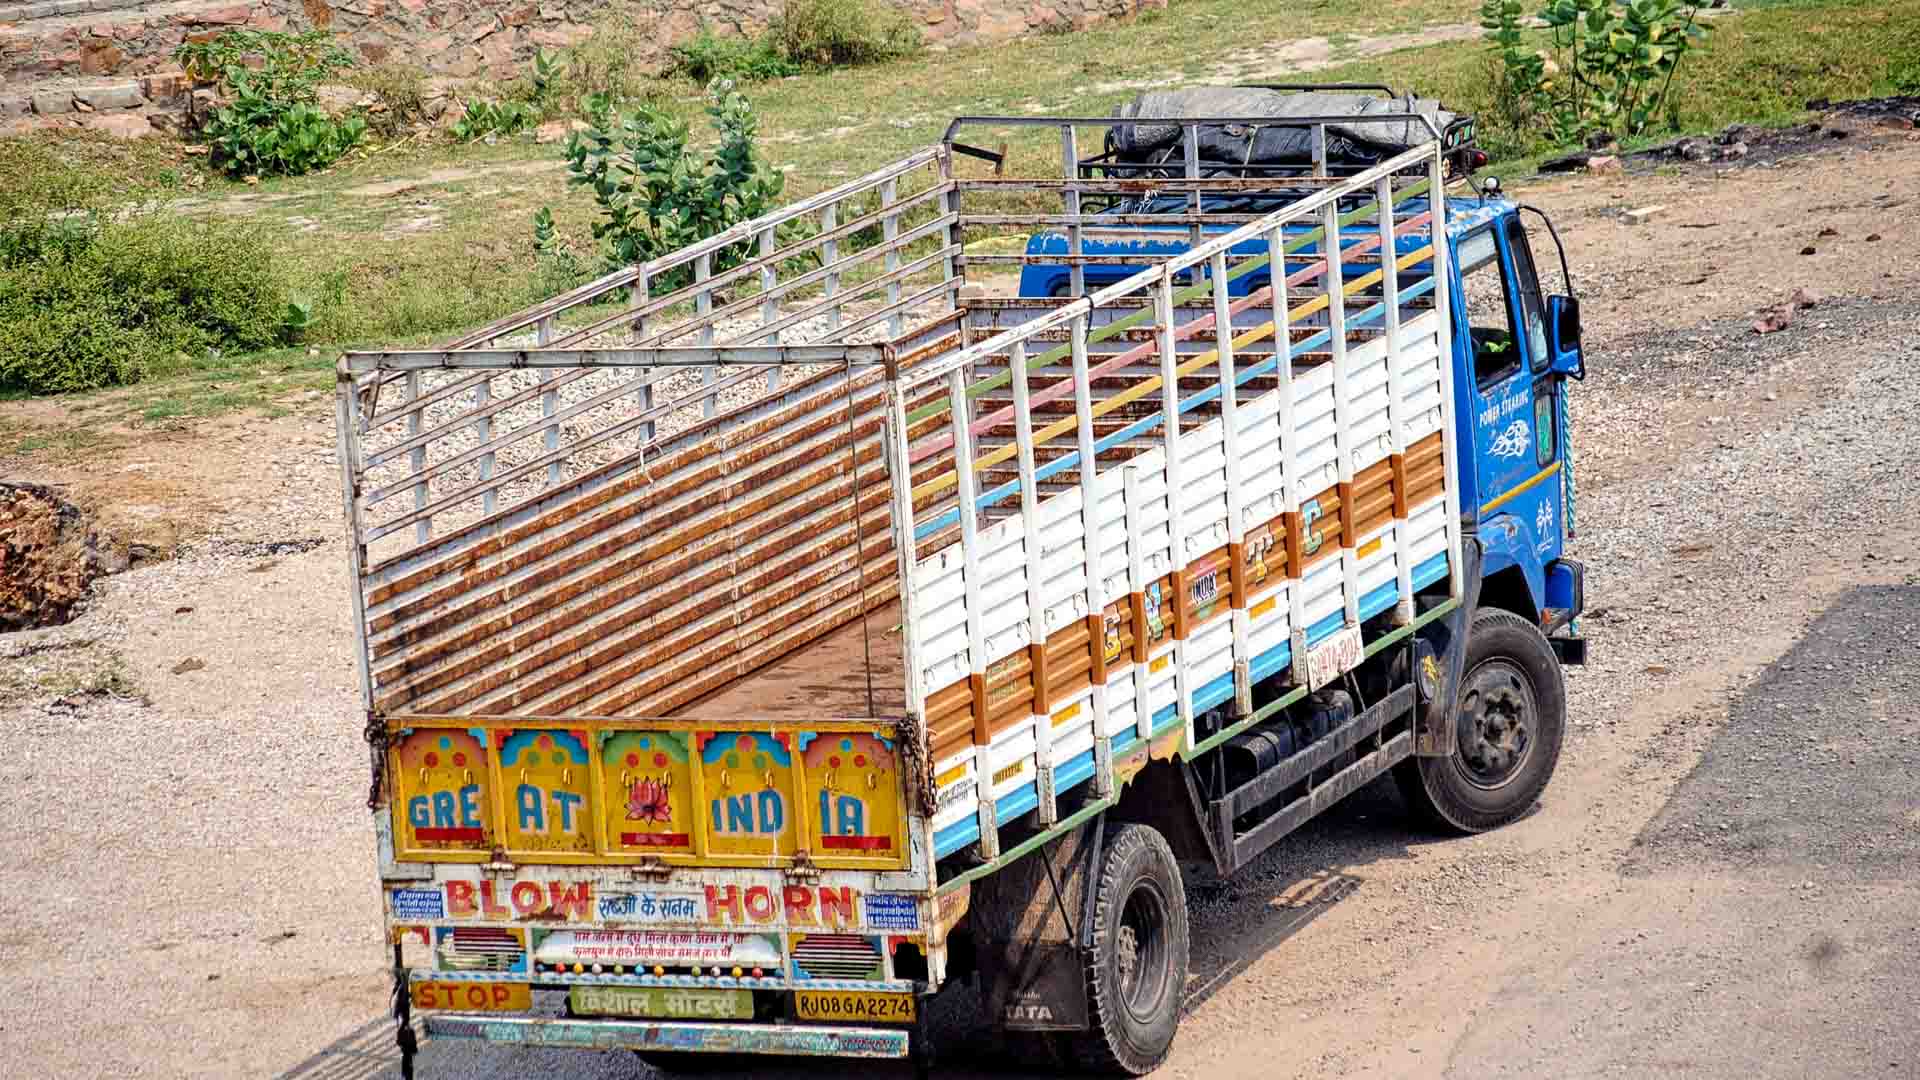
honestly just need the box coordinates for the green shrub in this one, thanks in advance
[1891,53,1920,94]
[666,27,800,83]
[451,98,541,140]
[175,29,367,177]
[0,211,291,395]
[556,3,673,105]
[1481,0,1710,143]
[541,80,785,286]
[773,0,922,68]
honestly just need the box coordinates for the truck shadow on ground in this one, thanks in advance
[279,778,1449,1080]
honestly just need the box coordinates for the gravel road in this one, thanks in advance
[1,131,1916,1079]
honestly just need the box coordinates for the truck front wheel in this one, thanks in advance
[1396,607,1566,833]
[1075,823,1189,1076]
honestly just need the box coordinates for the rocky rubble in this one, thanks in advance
[0,483,159,631]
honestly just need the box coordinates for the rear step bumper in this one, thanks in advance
[424,1014,911,1059]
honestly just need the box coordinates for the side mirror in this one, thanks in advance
[1547,294,1585,380]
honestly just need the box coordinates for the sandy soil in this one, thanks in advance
[1,125,1916,1079]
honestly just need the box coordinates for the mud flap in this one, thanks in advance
[1417,536,1484,757]
[967,819,1103,1032]
[984,942,1091,1031]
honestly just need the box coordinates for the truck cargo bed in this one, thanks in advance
[678,601,907,720]
[339,111,1462,885]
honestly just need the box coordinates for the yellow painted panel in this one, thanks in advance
[698,732,799,858]
[392,729,492,855]
[500,729,596,857]
[802,732,906,865]
[603,732,694,854]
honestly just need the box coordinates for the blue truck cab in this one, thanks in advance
[1017,186,1588,649]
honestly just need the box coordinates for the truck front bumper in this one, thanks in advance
[424,1014,911,1059]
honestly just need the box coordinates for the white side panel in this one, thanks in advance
[1236,388,1286,527]
[1345,333,1395,475]
[1291,361,1341,499]
[912,546,971,702]
[1397,312,1446,445]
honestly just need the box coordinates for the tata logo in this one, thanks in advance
[1005,1003,1055,1023]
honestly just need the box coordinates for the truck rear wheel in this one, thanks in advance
[1074,823,1188,1076]
[1396,607,1566,833]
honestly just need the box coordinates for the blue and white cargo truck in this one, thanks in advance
[335,83,1586,1078]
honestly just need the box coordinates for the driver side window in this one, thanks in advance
[1457,228,1519,389]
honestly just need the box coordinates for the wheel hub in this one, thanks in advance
[1115,883,1171,1022]
[1116,924,1139,992]
[1455,660,1536,789]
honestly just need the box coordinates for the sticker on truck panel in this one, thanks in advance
[862,894,919,931]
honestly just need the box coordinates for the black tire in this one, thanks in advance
[1395,607,1566,833]
[1072,823,1189,1076]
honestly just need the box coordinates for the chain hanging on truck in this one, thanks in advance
[362,712,388,810]
[897,710,937,818]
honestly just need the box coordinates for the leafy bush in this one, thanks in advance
[666,27,800,83]
[540,80,786,285]
[175,29,368,177]
[1479,1,1546,147]
[555,3,674,104]
[451,98,541,141]
[1481,0,1710,143]
[1891,54,1920,95]
[0,212,292,394]
[773,0,922,68]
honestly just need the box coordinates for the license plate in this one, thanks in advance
[793,990,917,1023]
[570,985,754,1020]
[1305,623,1364,691]
[410,980,531,1012]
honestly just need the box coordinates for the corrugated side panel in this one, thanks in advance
[917,293,1457,860]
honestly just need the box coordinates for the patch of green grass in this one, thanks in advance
[120,346,336,422]
[6,427,105,456]
[5,0,1909,429]
[1247,0,1914,164]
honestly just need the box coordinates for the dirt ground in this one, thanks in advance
[1,122,1917,1078]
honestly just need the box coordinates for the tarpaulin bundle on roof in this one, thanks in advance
[1107,87,1456,173]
